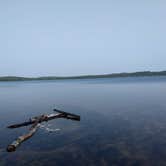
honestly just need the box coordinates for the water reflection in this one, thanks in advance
[0,77,166,165]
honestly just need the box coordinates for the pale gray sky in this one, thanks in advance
[0,0,166,76]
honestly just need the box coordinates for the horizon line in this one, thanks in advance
[0,70,166,78]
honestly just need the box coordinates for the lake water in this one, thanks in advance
[0,76,166,166]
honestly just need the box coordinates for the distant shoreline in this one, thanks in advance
[0,71,166,82]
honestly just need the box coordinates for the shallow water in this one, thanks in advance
[0,76,166,166]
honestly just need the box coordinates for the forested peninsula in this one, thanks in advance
[0,71,166,81]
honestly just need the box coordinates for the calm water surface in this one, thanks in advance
[0,77,166,166]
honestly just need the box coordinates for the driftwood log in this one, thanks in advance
[7,122,40,152]
[7,109,80,152]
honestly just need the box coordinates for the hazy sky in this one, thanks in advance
[0,0,166,76]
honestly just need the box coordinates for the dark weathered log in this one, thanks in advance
[7,111,80,129]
